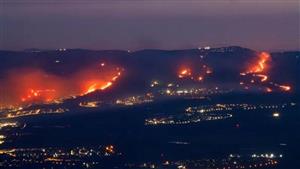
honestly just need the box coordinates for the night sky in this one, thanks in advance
[0,0,299,51]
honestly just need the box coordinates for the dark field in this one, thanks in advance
[1,93,299,169]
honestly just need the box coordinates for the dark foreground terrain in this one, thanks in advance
[1,93,299,169]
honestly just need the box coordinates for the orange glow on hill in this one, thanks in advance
[21,89,56,103]
[178,68,192,78]
[247,52,271,74]
[0,63,123,107]
[83,80,115,95]
[240,52,292,92]
[79,67,122,95]
[177,64,213,82]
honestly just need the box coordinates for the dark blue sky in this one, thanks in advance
[0,0,299,51]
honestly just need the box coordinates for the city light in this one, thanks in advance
[273,112,280,117]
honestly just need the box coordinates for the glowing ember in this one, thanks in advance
[178,68,192,78]
[279,85,291,91]
[21,89,56,103]
[266,87,272,93]
[177,64,213,82]
[181,70,188,74]
[256,74,268,82]
[112,72,121,81]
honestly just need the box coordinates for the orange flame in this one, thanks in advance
[241,52,292,93]
[266,87,272,93]
[256,74,268,82]
[83,81,114,95]
[21,89,56,103]
[0,64,123,107]
[247,52,270,73]
[178,68,192,78]
[279,85,291,91]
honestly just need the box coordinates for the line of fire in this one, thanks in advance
[0,50,293,110]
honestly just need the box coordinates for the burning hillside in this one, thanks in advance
[0,63,123,107]
[0,47,297,108]
[240,52,291,92]
[178,64,213,82]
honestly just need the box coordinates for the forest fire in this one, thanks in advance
[246,52,270,74]
[178,64,213,82]
[21,89,56,102]
[240,52,292,92]
[83,81,114,95]
[178,68,192,78]
[0,64,123,107]
[81,67,122,95]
